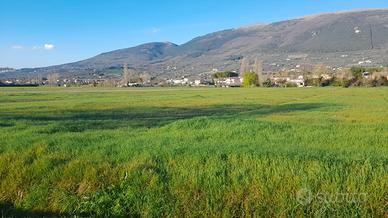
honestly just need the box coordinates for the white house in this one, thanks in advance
[194,80,202,86]
[273,75,305,87]
[170,78,189,86]
[214,77,242,87]
[288,78,305,87]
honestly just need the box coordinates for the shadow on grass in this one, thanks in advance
[0,103,337,132]
[0,202,74,218]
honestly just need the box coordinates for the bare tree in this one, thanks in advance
[31,74,42,85]
[312,64,328,78]
[140,73,151,84]
[254,58,263,86]
[302,64,314,74]
[47,73,59,86]
[101,79,117,87]
[122,63,130,86]
[240,57,249,74]
[300,61,314,78]
[336,68,353,80]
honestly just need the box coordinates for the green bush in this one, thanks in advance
[350,66,382,79]
[330,78,345,87]
[320,79,333,87]
[262,79,275,87]
[305,78,321,87]
[212,71,239,78]
[242,72,257,87]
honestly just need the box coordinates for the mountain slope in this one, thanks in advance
[52,42,178,70]
[5,9,388,78]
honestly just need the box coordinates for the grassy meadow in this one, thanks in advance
[0,87,387,217]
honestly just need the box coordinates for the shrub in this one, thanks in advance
[305,78,321,87]
[371,76,388,87]
[350,66,382,79]
[242,72,257,87]
[320,78,332,87]
[330,78,346,87]
[345,78,362,87]
[212,72,239,78]
[262,79,275,87]
[350,66,365,79]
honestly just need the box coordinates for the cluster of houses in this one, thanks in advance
[0,77,96,87]
[214,77,244,87]
[0,78,40,87]
[0,68,14,73]
[0,74,313,88]
[165,77,213,86]
[272,75,305,87]
[164,74,307,87]
[3,63,387,88]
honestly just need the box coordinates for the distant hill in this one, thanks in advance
[4,9,388,78]
[0,67,15,73]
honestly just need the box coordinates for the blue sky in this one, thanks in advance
[1,0,387,68]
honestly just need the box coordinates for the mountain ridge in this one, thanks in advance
[4,8,388,78]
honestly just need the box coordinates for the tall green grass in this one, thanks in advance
[0,87,387,217]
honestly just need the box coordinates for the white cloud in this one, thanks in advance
[31,43,55,50]
[11,45,24,49]
[11,43,55,50]
[44,44,55,50]
[151,27,161,33]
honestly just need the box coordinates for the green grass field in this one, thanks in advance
[0,87,387,217]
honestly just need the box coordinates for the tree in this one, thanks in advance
[47,73,59,86]
[139,73,151,84]
[30,74,42,85]
[97,79,114,87]
[300,62,314,74]
[350,66,366,79]
[212,71,239,78]
[262,78,275,87]
[254,58,263,86]
[336,68,353,80]
[240,57,264,86]
[312,64,328,78]
[242,72,257,87]
[240,57,249,75]
[122,63,130,86]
